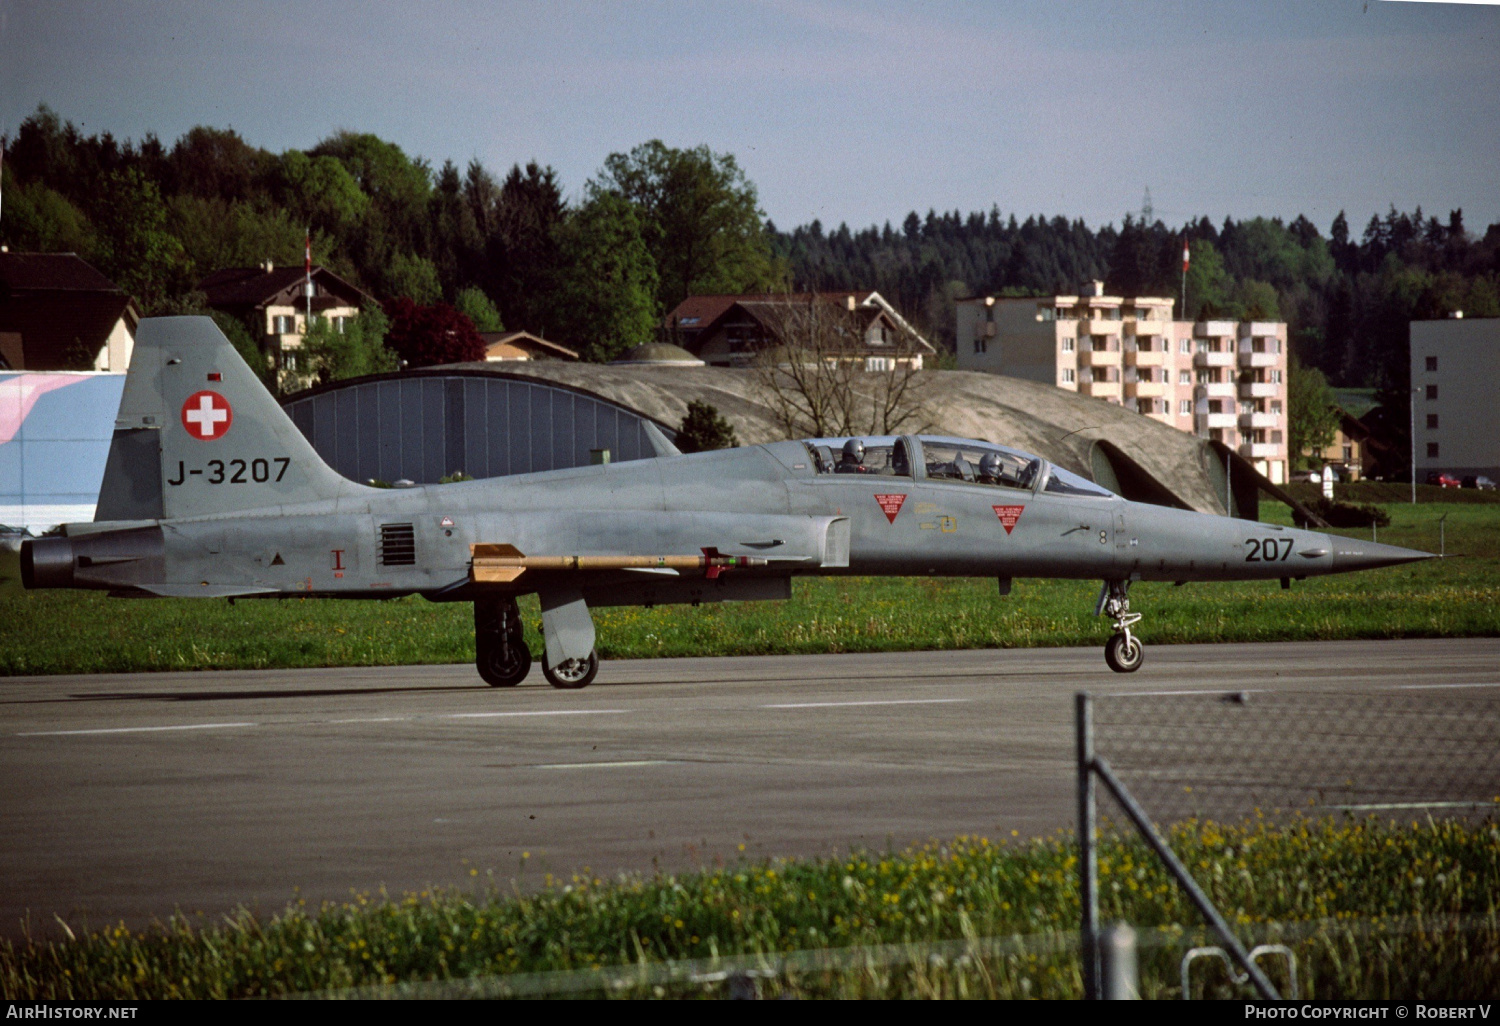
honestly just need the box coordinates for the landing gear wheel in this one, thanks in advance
[475,596,531,687]
[477,638,532,687]
[1104,632,1144,673]
[543,649,599,690]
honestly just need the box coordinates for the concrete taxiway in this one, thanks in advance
[1,637,1496,937]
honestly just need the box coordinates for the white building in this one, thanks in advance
[956,282,1289,483]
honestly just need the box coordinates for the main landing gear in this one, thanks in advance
[474,597,601,689]
[1098,579,1144,674]
[475,597,531,687]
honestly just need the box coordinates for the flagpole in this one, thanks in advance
[304,227,312,331]
[1181,236,1189,320]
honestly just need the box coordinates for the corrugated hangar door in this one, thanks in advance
[281,371,675,485]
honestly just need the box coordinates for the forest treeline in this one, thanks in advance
[4,104,1498,402]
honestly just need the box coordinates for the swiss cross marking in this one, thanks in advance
[873,493,907,523]
[181,391,233,440]
[992,504,1025,535]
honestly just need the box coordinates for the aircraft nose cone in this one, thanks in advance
[1328,537,1435,573]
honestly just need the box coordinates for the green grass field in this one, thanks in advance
[3,499,1496,676]
[3,817,1496,999]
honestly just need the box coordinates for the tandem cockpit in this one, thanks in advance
[801,434,1114,499]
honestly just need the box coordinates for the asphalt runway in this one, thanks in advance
[2,637,1497,937]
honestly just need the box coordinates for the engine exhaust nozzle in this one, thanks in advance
[21,536,75,590]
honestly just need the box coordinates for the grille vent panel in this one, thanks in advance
[378,523,416,566]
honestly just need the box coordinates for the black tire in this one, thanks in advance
[1104,632,1144,674]
[542,649,599,690]
[477,638,532,687]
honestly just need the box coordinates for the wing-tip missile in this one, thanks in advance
[469,544,767,584]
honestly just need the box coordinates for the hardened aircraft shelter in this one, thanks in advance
[280,369,678,485]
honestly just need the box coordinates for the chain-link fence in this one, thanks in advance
[1092,686,1500,827]
[1076,684,1500,999]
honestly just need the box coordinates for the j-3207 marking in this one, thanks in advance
[167,457,289,486]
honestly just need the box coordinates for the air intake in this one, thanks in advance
[378,523,416,566]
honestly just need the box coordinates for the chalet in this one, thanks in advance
[1308,408,1386,482]
[0,251,138,371]
[481,330,578,362]
[663,291,935,369]
[199,262,371,383]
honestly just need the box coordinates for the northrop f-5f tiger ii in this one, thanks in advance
[22,318,1432,687]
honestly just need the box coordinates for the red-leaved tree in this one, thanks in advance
[383,297,486,368]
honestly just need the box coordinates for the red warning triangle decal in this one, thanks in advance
[873,493,907,523]
[992,504,1025,534]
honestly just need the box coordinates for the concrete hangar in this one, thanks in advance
[281,369,680,485]
[278,359,1317,525]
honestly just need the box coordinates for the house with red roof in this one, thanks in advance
[0,251,139,371]
[662,291,935,369]
[199,261,371,383]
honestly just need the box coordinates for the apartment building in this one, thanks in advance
[956,281,1288,483]
[1410,315,1499,482]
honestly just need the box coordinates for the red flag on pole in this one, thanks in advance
[1182,239,1191,273]
[304,228,313,331]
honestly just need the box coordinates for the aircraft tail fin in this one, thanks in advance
[96,317,360,521]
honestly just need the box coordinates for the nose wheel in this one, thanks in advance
[1098,579,1144,674]
[1104,630,1143,673]
[543,650,599,689]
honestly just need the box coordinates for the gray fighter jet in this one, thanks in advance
[22,318,1432,686]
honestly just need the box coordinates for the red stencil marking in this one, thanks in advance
[992,505,1025,535]
[874,493,907,523]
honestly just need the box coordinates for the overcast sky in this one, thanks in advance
[2,0,1497,236]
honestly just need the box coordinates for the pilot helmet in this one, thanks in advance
[979,452,1004,479]
[841,438,865,464]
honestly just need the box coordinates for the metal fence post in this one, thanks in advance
[1100,924,1139,999]
[1093,755,1280,999]
[1077,691,1099,1000]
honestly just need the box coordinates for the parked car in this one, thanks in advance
[1462,475,1496,491]
[1290,468,1338,485]
[1426,472,1462,488]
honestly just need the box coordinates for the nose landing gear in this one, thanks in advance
[1098,579,1144,673]
[542,650,600,689]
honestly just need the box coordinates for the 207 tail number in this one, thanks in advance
[1246,537,1292,562]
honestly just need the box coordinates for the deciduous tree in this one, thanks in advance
[751,295,931,438]
[90,167,188,312]
[454,286,503,332]
[1288,356,1340,469]
[590,141,781,313]
[551,194,659,362]
[383,298,485,368]
[300,303,398,384]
